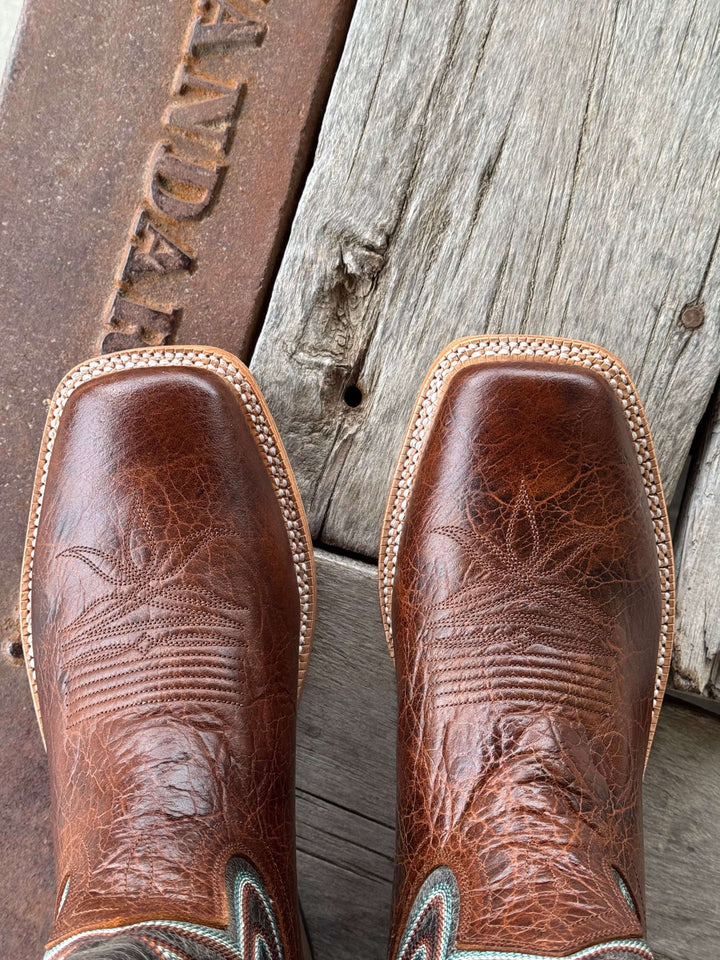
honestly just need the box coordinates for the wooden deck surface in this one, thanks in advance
[2,1,720,958]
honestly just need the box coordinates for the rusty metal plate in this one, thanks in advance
[0,0,354,955]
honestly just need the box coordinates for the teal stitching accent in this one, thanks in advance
[440,946,654,960]
[395,867,654,960]
[56,878,70,918]
[612,869,639,918]
[43,860,284,960]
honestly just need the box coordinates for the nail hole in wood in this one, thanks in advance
[343,385,363,408]
[5,640,23,661]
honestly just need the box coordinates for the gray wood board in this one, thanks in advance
[673,384,720,697]
[251,0,720,567]
[297,550,720,960]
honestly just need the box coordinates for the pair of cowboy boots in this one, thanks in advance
[20,336,674,960]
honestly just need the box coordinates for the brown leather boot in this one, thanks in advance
[20,347,316,960]
[379,336,674,960]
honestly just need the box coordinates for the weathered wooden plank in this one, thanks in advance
[643,698,720,959]
[0,651,52,960]
[297,552,396,821]
[673,384,720,697]
[294,551,720,960]
[252,0,720,565]
[297,793,393,960]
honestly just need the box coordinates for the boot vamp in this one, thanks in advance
[32,365,301,948]
[392,361,662,955]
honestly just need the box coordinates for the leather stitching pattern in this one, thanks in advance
[386,347,661,953]
[423,483,614,716]
[55,499,251,726]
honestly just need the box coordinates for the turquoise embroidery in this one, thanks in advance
[395,867,654,960]
[612,869,638,918]
[56,877,70,918]
[44,859,284,960]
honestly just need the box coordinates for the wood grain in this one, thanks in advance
[297,550,720,960]
[673,384,720,697]
[252,0,720,563]
[644,696,720,960]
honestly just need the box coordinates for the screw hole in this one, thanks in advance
[343,385,363,409]
[6,640,24,661]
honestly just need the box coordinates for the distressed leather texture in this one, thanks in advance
[32,366,302,955]
[390,360,662,957]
